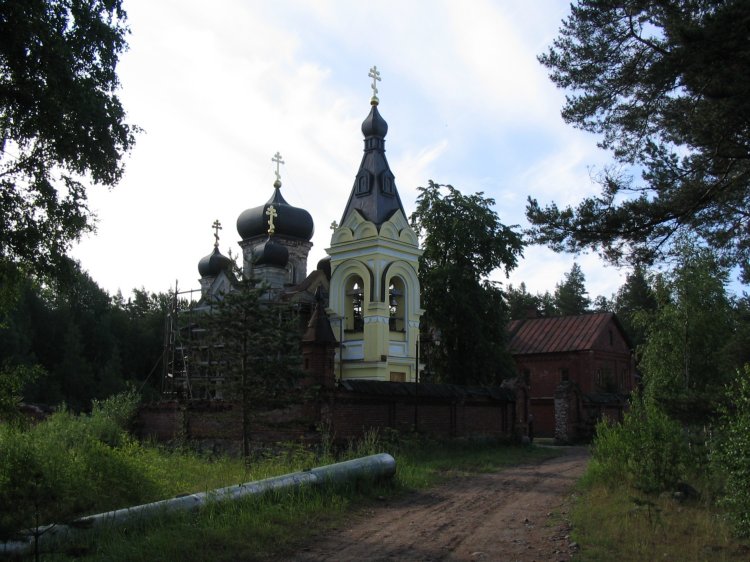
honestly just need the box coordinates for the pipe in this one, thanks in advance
[1,453,396,556]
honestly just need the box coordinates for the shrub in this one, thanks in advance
[713,365,750,536]
[590,394,687,494]
[0,390,152,543]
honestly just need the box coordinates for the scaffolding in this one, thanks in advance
[161,285,225,400]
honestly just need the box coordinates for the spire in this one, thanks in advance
[339,67,406,228]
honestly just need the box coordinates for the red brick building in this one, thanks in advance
[508,312,635,438]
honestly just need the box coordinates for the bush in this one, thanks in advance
[713,365,750,536]
[590,394,687,494]
[0,390,152,542]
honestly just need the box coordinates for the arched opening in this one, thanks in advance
[388,277,406,332]
[345,276,365,332]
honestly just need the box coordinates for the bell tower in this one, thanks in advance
[327,67,423,382]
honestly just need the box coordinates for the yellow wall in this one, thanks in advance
[326,209,423,382]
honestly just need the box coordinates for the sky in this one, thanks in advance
[71,0,634,302]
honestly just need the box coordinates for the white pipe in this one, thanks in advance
[1,453,396,556]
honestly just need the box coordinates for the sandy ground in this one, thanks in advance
[291,446,589,562]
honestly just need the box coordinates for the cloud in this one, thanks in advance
[70,0,635,302]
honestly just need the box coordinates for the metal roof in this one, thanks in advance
[508,312,626,355]
[339,102,406,228]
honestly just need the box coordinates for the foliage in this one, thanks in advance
[528,0,750,281]
[0,362,43,426]
[410,181,524,385]
[0,391,149,545]
[504,282,556,319]
[590,394,687,494]
[0,261,168,410]
[713,365,750,536]
[635,239,734,417]
[553,262,591,315]
[611,264,657,348]
[0,0,136,283]
[207,281,303,457]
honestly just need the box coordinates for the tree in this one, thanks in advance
[208,281,302,458]
[612,264,657,348]
[714,365,750,537]
[505,282,556,319]
[527,0,750,281]
[410,181,524,386]
[0,0,136,285]
[636,238,734,419]
[553,262,591,315]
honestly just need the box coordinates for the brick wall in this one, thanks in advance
[138,381,528,451]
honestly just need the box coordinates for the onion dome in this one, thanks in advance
[198,246,233,277]
[361,103,388,138]
[253,235,289,268]
[236,179,314,241]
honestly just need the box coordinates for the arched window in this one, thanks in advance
[388,278,406,332]
[345,276,364,332]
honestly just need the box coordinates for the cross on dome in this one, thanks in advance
[271,151,285,184]
[266,205,278,235]
[368,65,381,105]
[212,219,222,247]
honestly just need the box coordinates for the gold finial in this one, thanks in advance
[271,151,284,187]
[266,205,278,235]
[211,219,222,247]
[368,65,381,105]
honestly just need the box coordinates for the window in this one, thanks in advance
[388,278,405,331]
[345,277,364,332]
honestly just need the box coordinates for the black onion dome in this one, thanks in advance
[253,236,289,268]
[236,182,314,241]
[361,103,388,138]
[198,246,233,277]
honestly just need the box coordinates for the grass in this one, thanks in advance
[31,436,560,561]
[571,479,750,562]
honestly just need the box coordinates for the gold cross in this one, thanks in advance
[212,219,222,247]
[271,151,284,183]
[266,205,278,235]
[368,65,381,103]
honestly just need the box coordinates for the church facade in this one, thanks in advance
[182,70,422,395]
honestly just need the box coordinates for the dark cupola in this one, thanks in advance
[236,153,314,242]
[198,220,233,277]
[198,246,232,277]
[237,153,315,287]
[252,235,288,268]
[339,66,406,228]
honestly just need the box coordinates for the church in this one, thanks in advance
[143,70,533,448]
[177,67,423,395]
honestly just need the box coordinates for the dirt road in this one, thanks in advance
[292,446,589,562]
